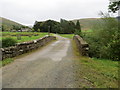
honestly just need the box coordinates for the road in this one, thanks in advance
[2,35,91,88]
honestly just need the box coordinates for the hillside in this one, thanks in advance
[71,18,101,30]
[117,16,120,21]
[0,17,24,31]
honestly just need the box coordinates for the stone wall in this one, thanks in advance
[1,36,56,60]
[73,35,89,56]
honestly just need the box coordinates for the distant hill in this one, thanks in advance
[71,18,101,30]
[0,17,24,31]
[116,16,120,21]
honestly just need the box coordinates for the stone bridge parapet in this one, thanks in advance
[1,35,56,60]
[73,35,89,56]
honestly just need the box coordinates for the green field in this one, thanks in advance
[2,32,49,43]
[59,29,93,39]
[82,29,93,33]
[59,34,74,39]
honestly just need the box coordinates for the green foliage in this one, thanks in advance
[74,20,82,36]
[59,19,75,34]
[38,29,40,32]
[33,19,76,34]
[74,29,81,36]
[2,25,8,31]
[73,40,118,88]
[12,25,21,30]
[83,16,120,60]
[2,37,17,48]
[109,1,120,13]
[75,20,81,31]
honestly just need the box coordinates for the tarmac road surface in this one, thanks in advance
[2,35,92,88]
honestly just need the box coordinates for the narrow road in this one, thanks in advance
[2,35,86,88]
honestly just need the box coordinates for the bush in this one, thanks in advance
[74,29,81,36]
[83,15,120,61]
[2,38,17,48]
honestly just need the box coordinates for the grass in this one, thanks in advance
[0,58,14,67]
[58,29,93,39]
[72,40,119,88]
[59,34,74,39]
[82,29,93,33]
[80,58,118,88]
[1,32,50,43]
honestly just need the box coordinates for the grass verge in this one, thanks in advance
[72,40,119,88]
[0,58,14,67]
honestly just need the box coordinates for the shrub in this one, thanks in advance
[74,29,81,36]
[83,15,120,61]
[2,38,17,48]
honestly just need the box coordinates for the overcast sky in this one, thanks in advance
[0,0,116,26]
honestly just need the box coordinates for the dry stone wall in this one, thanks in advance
[73,35,89,56]
[1,36,56,60]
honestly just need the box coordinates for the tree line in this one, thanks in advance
[33,19,81,34]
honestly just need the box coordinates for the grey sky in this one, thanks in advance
[0,0,115,25]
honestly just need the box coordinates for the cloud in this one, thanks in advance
[1,0,110,25]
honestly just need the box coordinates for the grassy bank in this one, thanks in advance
[73,40,119,88]
[79,57,118,88]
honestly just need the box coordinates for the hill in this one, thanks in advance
[0,17,24,31]
[71,18,101,30]
[116,16,120,21]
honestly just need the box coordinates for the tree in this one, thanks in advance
[83,14,120,60]
[2,25,5,31]
[33,19,76,34]
[13,25,21,30]
[109,1,120,13]
[76,20,81,30]
[74,20,81,36]
[33,21,42,32]
[60,19,75,34]
[2,25,8,31]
